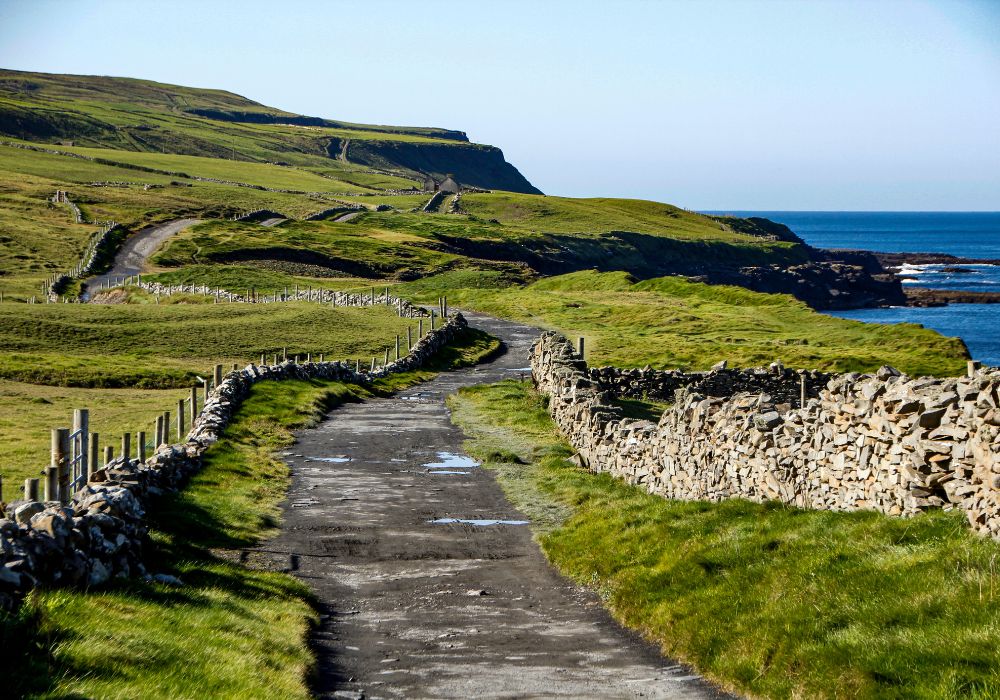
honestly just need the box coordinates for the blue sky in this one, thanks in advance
[1,0,997,210]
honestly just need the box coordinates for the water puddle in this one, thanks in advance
[307,456,351,463]
[505,367,532,372]
[423,452,479,469]
[427,470,471,475]
[429,518,530,526]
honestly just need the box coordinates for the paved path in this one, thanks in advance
[260,217,286,227]
[333,210,363,223]
[257,312,728,699]
[83,218,200,294]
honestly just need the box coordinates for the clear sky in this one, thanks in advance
[1,0,998,210]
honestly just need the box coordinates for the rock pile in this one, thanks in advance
[0,314,468,609]
[531,332,1000,540]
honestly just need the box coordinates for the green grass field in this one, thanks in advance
[2,328,499,699]
[48,143,418,193]
[402,270,968,376]
[449,380,1000,699]
[0,300,424,490]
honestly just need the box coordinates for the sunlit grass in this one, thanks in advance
[449,379,1000,699]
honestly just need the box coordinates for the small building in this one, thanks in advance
[438,175,461,194]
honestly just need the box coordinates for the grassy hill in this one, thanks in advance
[0,68,538,193]
[400,270,968,376]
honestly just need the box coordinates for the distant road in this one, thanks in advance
[83,218,201,294]
[260,217,286,227]
[333,210,362,223]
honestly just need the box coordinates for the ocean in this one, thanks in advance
[704,211,1000,366]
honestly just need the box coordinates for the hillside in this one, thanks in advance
[0,69,539,193]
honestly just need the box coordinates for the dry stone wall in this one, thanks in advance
[0,314,468,608]
[588,364,832,407]
[531,332,1000,539]
[100,278,430,317]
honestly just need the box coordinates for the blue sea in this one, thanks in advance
[704,212,1000,366]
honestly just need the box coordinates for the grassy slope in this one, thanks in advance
[5,327,500,699]
[449,380,1000,699]
[0,130,818,308]
[52,143,418,192]
[0,301,418,386]
[0,300,422,489]
[403,270,968,376]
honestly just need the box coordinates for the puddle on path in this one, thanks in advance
[307,456,351,463]
[427,470,471,475]
[423,452,479,469]
[429,518,530,526]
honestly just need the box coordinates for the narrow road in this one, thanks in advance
[333,210,363,223]
[83,218,200,292]
[260,217,286,227]
[257,312,728,699]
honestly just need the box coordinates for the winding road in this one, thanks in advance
[83,218,200,292]
[255,312,727,699]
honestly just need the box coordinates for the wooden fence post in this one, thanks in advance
[162,411,171,444]
[430,310,436,330]
[122,433,131,464]
[384,348,389,366]
[214,364,223,387]
[104,445,113,467]
[418,318,424,338]
[52,427,70,503]
[800,372,807,407]
[385,286,390,305]
[25,478,39,501]
[407,326,412,350]
[370,357,376,372]
[190,386,198,426]
[155,415,164,446]
[44,467,58,502]
[73,408,89,483]
[138,431,146,462]
[320,353,325,363]
[282,347,287,361]
[578,337,585,360]
[178,398,186,439]
[395,335,400,360]
[89,433,99,479]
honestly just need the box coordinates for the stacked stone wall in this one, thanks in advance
[531,332,1000,539]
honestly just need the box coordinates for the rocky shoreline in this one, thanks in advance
[809,248,1000,309]
[904,287,1000,307]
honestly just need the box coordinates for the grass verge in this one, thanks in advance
[406,270,968,376]
[2,327,499,698]
[448,379,1000,699]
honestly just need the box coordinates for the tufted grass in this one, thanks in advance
[0,300,418,388]
[0,301,480,504]
[404,269,969,376]
[448,379,1000,699]
[2,327,498,699]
